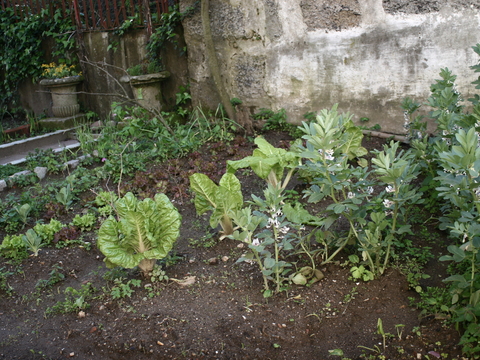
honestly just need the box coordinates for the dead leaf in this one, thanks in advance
[170,276,196,287]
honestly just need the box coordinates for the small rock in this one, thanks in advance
[207,257,218,265]
[157,341,164,346]
[69,352,75,357]
[0,180,7,192]
[221,256,229,262]
[90,121,103,130]
[34,167,47,180]
[237,243,244,248]
[66,159,80,169]
[78,311,85,318]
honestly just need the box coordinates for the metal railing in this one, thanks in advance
[1,0,178,32]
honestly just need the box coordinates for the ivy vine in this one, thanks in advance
[0,7,76,115]
[146,2,199,70]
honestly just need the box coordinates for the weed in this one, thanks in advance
[110,278,141,299]
[35,264,65,289]
[45,283,96,316]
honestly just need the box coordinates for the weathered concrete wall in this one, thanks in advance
[181,0,480,133]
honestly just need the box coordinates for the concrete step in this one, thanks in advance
[0,128,80,165]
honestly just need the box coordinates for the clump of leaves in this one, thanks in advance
[22,229,44,256]
[0,234,28,260]
[97,192,181,277]
[189,172,243,237]
[45,283,95,316]
[53,226,81,247]
[71,213,96,232]
[110,278,141,299]
[34,219,64,245]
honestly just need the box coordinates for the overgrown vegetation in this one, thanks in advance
[0,7,76,118]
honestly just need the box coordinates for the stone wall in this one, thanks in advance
[19,28,189,120]
[181,0,480,133]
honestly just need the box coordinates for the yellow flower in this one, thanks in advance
[41,62,81,79]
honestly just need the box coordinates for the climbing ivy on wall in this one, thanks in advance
[0,7,76,114]
[146,3,199,70]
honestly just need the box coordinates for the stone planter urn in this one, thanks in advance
[40,76,83,117]
[120,71,170,113]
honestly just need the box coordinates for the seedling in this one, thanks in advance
[22,229,44,256]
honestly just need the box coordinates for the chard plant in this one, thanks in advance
[97,192,181,277]
[227,137,301,189]
[189,172,243,237]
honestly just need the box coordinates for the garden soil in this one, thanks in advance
[0,131,466,359]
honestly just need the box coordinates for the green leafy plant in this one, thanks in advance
[14,203,32,228]
[401,45,480,358]
[35,264,65,289]
[0,7,75,108]
[145,3,198,70]
[227,136,300,190]
[230,185,302,297]
[26,148,63,174]
[349,255,374,282]
[33,219,64,245]
[56,184,74,209]
[126,61,162,76]
[298,106,422,277]
[22,229,44,256]
[189,172,243,237]
[45,283,95,316]
[97,192,181,277]
[0,234,28,260]
[0,267,14,295]
[149,264,169,283]
[0,164,21,179]
[71,213,96,232]
[110,278,141,299]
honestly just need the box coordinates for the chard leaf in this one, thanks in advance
[98,216,144,269]
[189,173,217,215]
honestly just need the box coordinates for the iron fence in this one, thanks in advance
[0,0,178,31]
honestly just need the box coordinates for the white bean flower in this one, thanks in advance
[383,199,394,208]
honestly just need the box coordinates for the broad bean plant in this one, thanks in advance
[298,106,423,278]
[404,45,480,357]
